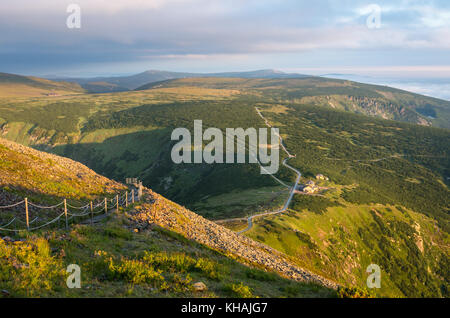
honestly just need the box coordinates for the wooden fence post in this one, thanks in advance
[104,198,107,214]
[90,201,93,225]
[138,182,143,201]
[125,191,128,207]
[131,189,135,204]
[64,199,68,230]
[116,195,119,213]
[25,198,29,231]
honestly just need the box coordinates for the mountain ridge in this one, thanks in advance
[50,69,309,92]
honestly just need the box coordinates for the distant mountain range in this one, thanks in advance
[50,69,309,93]
[0,72,84,97]
[2,70,450,128]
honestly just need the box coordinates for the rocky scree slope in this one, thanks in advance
[127,188,340,290]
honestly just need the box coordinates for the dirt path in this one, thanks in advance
[237,158,300,234]
[217,107,302,234]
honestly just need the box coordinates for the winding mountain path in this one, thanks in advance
[230,107,302,234]
[237,158,301,234]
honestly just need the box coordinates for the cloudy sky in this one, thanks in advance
[1,0,449,92]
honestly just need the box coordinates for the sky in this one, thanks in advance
[1,0,449,98]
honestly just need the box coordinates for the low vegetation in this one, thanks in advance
[247,203,449,297]
[0,212,336,298]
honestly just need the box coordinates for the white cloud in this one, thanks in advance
[354,2,450,28]
[420,7,450,27]
[0,0,449,76]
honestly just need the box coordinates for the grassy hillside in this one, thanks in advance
[0,138,124,202]
[0,214,336,298]
[244,191,449,297]
[52,100,449,227]
[0,138,338,297]
[0,72,85,97]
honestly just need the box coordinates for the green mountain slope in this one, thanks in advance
[0,138,338,297]
[235,105,449,297]
[246,188,449,297]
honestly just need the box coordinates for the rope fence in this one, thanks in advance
[0,188,139,233]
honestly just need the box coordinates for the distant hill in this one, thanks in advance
[0,72,85,97]
[52,69,308,92]
[135,77,450,129]
[25,70,450,129]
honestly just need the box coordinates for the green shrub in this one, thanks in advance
[107,257,164,285]
[0,238,65,297]
[104,226,133,240]
[142,252,221,280]
[342,185,391,205]
[245,268,276,282]
[337,286,374,298]
[224,282,254,298]
[291,195,341,214]
[93,250,221,293]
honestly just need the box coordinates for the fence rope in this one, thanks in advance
[93,201,104,209]
[28,213,65,231]
[16,216,39,225]
[28,201,64,209]
[0,217,16,228]
[0,200,25,209]
[66,202,90,210]
[0,188,139,233]
[0,226,21,232]
[67,208,91,217]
